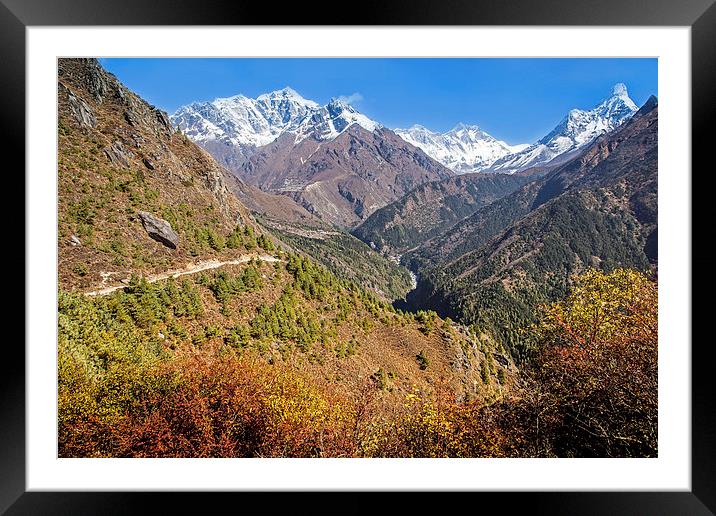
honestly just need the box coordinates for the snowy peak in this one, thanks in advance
[395,122,526,174]
[289,96,379,143]
[446,123,491,142]
[612,82,628,97]
[490,82,639,174]
[449,122,480,133]
[538,83,637,148]
[171,88,378,150]
[256,86,316,104]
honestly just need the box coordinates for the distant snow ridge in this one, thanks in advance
[488,83,638,174]
[171,87,380,149]
[395,123,527,174]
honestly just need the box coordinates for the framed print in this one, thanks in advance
[5,0,715,512]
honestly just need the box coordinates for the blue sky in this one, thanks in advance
[101,58,657,144]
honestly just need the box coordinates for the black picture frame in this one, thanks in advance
[4,0,713,513]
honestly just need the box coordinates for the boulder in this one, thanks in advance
[138,211,179,249]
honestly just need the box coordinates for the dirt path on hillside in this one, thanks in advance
[86,254,281,297]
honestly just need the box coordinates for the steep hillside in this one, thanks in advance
[352,172,529,255]
[238,125,454,227]
[408,97,658,270]
[58,58,258,291]
[404,98,658,359]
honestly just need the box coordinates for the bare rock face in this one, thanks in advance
[155,110,172,130]
[103,141,132,168]
[59,83,96,129]
[58,58,110,104]
[82,58,110,102]
[138,211,179,249]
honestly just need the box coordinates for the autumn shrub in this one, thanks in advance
[515,268,658,457]
[364,383,515,458]
[57,290,175,456]
[59,303,358,458]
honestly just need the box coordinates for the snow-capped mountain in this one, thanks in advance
[395,123,528,174]
[294,98,379,142]
[171,87,379,155]
[488,83,638,174]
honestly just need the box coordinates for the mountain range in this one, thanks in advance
[173,82,640,185]
[398,94,657,358]
[171,89,379,171]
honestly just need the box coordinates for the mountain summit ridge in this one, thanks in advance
[394,124,526,174]
[171,88,379,156]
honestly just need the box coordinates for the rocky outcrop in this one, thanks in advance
[59,83,96,129]
[103,141,132,168]
[138,211,179,249]
[57,58,107,102]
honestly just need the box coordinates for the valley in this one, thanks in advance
[56,58,659,458]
